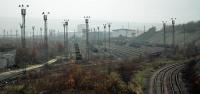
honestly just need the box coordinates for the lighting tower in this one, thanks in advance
[3,29,5,40]
[103,24,107,50]
[84,16,90,61]
[90,29,93,43]
[57,30,59,37]
[7,31,8,39]
[42,12,50,58]
[103,24,107,59]
[63,19,69,58]
[183,24,186,49]
[74,29,76,41]
[162,21,167,52]
[16,30,18,47]
[10,30,12,41]
[137,28,139,37]
[19,24,24,47]
[108,23,111,56]
[97,27,100,49]
[19,4,29,48]
[32,26,35,47]
[171,18,176,48]
[40,27,43,44]
[94,28,96,44]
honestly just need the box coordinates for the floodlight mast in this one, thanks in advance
[90,29,93,43]
[40,27,43,44]
[108,23,111,56]
[42,12,50,59]
[171,18,176,48]
[3,29,6,40]
[183,24,186,50]
[103,24,107,49]
[16,30,18,47]
[10,30,12,41]
[84,16,90,61]
[6,30,8,39]
[162,21,167,53]
[103,24,107,59]
[74,29,76,41]
[63,19,69,58]
[97,27,100,49]
[16,30,18,40]
[32,26,35,48]
[93,28,96,44]
[19,4,29,48]
[20,24,23,46]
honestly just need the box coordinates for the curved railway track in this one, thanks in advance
[149,63,186,94]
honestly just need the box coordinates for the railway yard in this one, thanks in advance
[0,1,200,93]
[0,28,200,94]
[0,39,196,94]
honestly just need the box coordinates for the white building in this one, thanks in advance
[112,29,136,38]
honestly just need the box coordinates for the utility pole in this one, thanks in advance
[84,16,90,61]
[42,12,50,59]
[63,19,69,58]
[171,18,176,48]
[108,23,111,56]
[162,21,167,53]
[19,4,29,48]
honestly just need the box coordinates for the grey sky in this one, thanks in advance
[0,0,199,23]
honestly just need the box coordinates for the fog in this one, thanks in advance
[0,0,199,32]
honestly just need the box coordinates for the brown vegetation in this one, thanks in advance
[1,61,143,94]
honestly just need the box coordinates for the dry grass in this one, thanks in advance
[0,60,143,94]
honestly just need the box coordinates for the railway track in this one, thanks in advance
[149,63,186,94]
[169,65,184,94]
[78,41,163,60]
[0,72,24,88]
[0,58,58,88]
